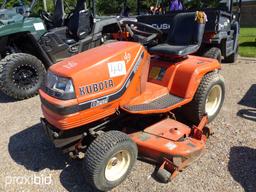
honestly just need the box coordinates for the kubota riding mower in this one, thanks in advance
[39,12,225,191]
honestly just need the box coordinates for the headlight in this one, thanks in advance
[44,71,75,100]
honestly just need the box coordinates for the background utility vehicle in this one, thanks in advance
[119,0,241,63]
[0,0,120,100]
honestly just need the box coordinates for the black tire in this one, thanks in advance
[203,47,222,63]
[83,131,138,191]
[224,45,238,63]
[0,53,46,100]
[181,72,225,124]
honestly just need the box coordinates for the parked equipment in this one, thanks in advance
[123,0,242,63]
[0,0,120,99]
[40,12,225,191]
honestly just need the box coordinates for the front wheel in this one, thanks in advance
[181,72,225,124]
[203,47,222,63]
[0,53,46,100]
[83,131,138,191]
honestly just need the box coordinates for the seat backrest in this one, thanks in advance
[76,10,93,39]
[67,0,93,40]
[52,0,65,27]
[167,12,205,46]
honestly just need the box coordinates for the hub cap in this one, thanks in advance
[12,65,39,89]
[105,150,131,182]
[205,85,222,117]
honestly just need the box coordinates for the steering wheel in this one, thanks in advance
[40,10,53,24]
[121,20,163,45]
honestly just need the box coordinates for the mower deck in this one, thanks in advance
[129,117,208,181]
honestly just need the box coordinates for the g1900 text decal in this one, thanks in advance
[79,79,114,96]
[91,97,109,108]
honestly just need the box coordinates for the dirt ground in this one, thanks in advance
[0,58,256,192]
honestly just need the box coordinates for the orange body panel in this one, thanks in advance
[40,42,151,130]
[148,55,220,99]
[41,100,118,130]
[124,82,169,106]
[40,41,221,130]
[120,56,220,114]
[49,42,145,103]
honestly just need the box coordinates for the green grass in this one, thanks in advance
[239,28,256,57]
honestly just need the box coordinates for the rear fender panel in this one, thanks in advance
[170,56,221,99]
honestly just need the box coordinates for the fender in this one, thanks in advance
[27,33,53,67]
[170,56,221,99]
[0,17,46,39]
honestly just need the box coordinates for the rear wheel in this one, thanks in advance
[224,45,239,63]
[203,47,222,63]
[181,72,225,124]
[0,53,46,100]
[83,131,138,191]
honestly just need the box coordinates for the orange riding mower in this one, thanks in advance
[39,12,225,191]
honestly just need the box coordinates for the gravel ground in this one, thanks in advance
[0,58,256,192]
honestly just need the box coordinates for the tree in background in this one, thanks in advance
[0,0,225,15]
[0,0,4,7]
[183,0,223,9]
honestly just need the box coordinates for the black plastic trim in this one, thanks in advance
[40,96,79,115]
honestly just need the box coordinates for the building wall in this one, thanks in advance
[240,1,256,27]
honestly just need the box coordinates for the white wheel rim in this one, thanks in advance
[205,84,222,117]
[105,150,131,182]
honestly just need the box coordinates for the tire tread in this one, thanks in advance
[182,72,224,124]
[0,53,45,100]
[84,131,137,191]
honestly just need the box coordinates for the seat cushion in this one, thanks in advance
[149,43,199,57]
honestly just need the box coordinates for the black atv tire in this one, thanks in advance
[0,53,46,100]
[181,72,225,124]
[203,47,222,63]
[83,131,138,191]
[224,46,239,63]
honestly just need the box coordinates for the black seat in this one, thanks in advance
[67,0,93,40]
[52,0,65,27]
[149,12,206,58]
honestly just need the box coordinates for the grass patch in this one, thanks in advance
[239,28,256,57]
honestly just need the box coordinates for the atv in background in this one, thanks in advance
[0,0,120,100]
[122,0,241,63]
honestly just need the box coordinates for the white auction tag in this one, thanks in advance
[108,61,126,78]
[33,22,45,31]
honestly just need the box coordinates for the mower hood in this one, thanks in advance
[49,41,144,104]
